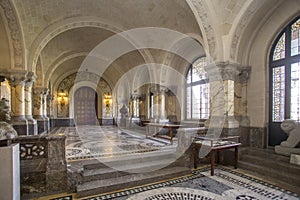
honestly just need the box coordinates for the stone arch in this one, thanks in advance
[228,0,268,61]
[185,0,218,59]
[28,16,154,73]
[45,51,90,86]
[0,0,25,69]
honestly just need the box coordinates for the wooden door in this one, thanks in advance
[74,87,98,125]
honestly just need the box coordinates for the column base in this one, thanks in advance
[48,116,55,129]
[34,115,49,134]
[26,116,38,135]
[12,116,28,136]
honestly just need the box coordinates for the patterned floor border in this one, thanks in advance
[47,165,299,200]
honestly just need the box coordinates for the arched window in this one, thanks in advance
[269,16,300,145]
[186,57,209,120]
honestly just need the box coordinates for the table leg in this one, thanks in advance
[210,150,215,176]
[146,125,149,138]
[216,150,220,163]
[193,145,199,169]
[234,146,238,169]
[169,128,173,144]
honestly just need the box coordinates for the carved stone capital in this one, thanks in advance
[8,70,27,87]
[33,87,45,96]
[205,61,251,83]
[130,93,141,100]
[25,72,37,87]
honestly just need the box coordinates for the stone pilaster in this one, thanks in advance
[25,72,37,135]
[42,88,50,132]
[204,62,251,130]
[47,94,55,128]
[33,87,48,134]
[8,71,28,135]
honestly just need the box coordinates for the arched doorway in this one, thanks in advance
[74,86,98,125]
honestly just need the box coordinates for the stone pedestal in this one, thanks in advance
[275,146,300,156]
[290,154,300,166]
[46,134,67,192]
[0,143,20,200]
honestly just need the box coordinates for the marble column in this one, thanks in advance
[204,62,251,136]
[25,72,37,135]
[150,86,169,123]
[8,71,28,135]
[33,87,48,134]
[158,86,168,122]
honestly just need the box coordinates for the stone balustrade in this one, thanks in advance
[12,133,67,198]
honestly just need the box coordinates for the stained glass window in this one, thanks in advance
[273,33,285,61]
[270,16,300,123]
[291,19,300,56]
[186,57,210,120]
[272,66,285,122]
[290,62,300,121]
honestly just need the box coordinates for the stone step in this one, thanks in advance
[83,149,177,170]
[240,148,290,163]
[240,154,300,174]
[76,166,190,198]
[238,160,300,186]
[82,158,177,182]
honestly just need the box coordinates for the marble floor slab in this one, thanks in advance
[51,126,176,161]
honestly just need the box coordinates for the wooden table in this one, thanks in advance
[193,136,241,176]
[145,123,182,144]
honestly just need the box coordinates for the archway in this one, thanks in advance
[74,86,98,125]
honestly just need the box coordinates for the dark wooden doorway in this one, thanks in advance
[74,87,98,125]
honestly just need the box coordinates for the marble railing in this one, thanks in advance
[13,133,67,197]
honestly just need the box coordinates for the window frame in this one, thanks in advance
[185,56,210,121]
[269,16,300,122]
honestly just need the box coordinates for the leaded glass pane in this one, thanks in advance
[272,66,285,122]
[192,57,207,81]
[200,83,210,119]
[192,85,201,119]
[291,62,300,121]
[291,18,300,56]
[273,33,285,61]
[186,57,210,120]
[186,86,191,119]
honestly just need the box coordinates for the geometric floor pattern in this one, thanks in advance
[51,166,299,200]
[51,126,175,161]
[48,126,299,200]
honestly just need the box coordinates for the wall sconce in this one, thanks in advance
[104,92,111,100]
[58,90,68,105]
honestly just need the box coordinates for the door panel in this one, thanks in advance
[74,87,98,125]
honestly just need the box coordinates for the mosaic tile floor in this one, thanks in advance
[50,166,299,200]
[51,126,175,161]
